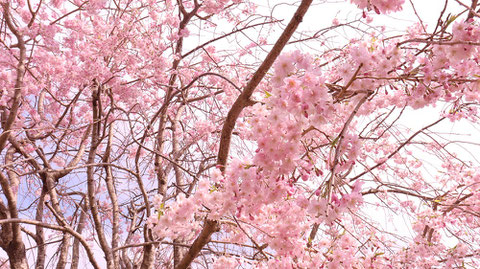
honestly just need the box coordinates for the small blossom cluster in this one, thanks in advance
[148,179,212,239]
[350,0,405,14]
[249,51,331,178]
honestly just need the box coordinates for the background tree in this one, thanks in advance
[1,0,480,268]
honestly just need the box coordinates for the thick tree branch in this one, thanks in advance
[467,0,479,20]
[103,123,120,268]
[216,0,313,171]
[87,82,115,269]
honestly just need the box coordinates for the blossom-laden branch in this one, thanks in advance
[176,1,313,268]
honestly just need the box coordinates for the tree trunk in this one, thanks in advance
[140,242,155,269]
[6,240,28,269]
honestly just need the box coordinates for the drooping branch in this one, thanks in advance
[350,116,446,182]
[309,92,371,246]
[181,20,280,59]
[326,92,371,202]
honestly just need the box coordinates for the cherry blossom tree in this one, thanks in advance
[1,0,480,268]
